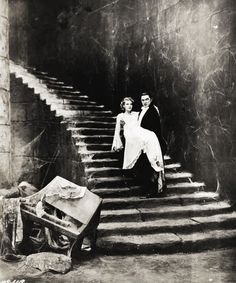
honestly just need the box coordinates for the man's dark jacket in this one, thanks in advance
[139,104,167,155]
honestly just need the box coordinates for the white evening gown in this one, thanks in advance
[112,112,164,173]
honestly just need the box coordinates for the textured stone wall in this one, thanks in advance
[154,0,236,200]
[9,0,236,200]
[9,0,29,65]
[10,75,82,188]
[0,0,11,187]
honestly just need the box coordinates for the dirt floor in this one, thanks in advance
[1,248,236,283]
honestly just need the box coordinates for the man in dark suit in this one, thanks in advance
[135,92,167,197]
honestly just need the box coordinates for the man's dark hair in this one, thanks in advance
[140,92,153,99]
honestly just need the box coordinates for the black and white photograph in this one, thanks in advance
[0,0,236,282]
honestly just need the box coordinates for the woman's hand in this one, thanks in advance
[112,146,123,152]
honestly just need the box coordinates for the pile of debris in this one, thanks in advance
[0,177,102,273]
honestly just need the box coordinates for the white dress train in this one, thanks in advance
[112,112,164,190]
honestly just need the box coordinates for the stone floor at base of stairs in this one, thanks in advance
[1,248,236,283]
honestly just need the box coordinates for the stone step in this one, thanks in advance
[10,74,23,84]
[70,127,113,135]
[85,165,193,177]
[53,90,82,96]
[56,104,105,111]
[26,67,48,76]
[98,212,236,237]
[69,120,115,128]
[86,163,182,177]
[100,202,232,223]
[164,155,172,164]
[81,150,171,161]
[96,228,236,254]
[48,97,97,106]
[73,135,114,144]
[36,75,58,81]
[47,84,74,91]
[70,116,116,123]
[88,176,135,189]
[83,158,120,168]
[166,171,193,180]
[42,80,65,86]
[59,99,98,106]
[59,94,89,101]
[55,109,113,118]
[87,171,187,189]
[164,163,181,170]
[50,95,90,104]
[99,219,197,237]
[102,192,219,210]
[45,97,86,105]
[92,181,205,198]
[87,168,192,182]
[86,166,129,175]
[78,150,119,160]
[167,182,205,194]
[80,150,119,160]
[77,143,112,152]
[92,186,141,198]
[168,182,205,189]
[86,159,177,171]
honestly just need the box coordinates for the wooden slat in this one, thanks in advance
[21,208,85,239]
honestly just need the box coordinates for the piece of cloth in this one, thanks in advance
[112,112,164,173]
[43,177,86,199]
[26,176,86,206]
[18,181,38,197]
[111,115,124,151]
[0,197,23,256]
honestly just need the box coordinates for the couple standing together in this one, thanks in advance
[112,92,167,198]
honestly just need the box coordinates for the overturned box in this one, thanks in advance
[20,176,102,254]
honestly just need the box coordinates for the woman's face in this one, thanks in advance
[124,100,133,112]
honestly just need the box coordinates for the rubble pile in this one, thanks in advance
[0,177,102,273]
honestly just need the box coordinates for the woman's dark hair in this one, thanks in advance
[120,97,134,111]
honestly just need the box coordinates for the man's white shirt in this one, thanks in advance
[138,106,149,125]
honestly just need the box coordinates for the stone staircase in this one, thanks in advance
[10,62,236,254]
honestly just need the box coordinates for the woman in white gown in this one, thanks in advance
[112,97,165,193]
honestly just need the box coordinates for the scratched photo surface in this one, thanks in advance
[1,0,236,282]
